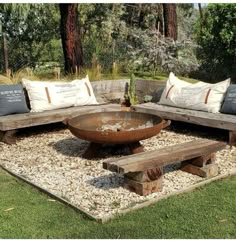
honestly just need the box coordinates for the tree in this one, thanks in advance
[0,4,61,71]
[195,4,236,82]
[59,3,84,74]
[163,4,177,40]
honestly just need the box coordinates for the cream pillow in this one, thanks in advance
[22,79,80,112]
[159,72,231,113]
[72,75,98,106]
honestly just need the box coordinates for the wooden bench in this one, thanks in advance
[0,79,130,144]
[132,102,236,146]
[103,139,226,196]
[0,103,121,144]
[0,79,164,144]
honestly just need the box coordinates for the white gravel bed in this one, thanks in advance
[0,126,235,220]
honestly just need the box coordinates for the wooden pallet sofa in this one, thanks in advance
[103,139,226,195]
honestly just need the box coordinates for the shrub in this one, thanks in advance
[195,4,236,82]
[125,28,199,77]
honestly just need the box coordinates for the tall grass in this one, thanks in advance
[0,68,37,85]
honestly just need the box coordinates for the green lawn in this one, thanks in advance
[0,169,235,239]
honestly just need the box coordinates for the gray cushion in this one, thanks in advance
[220,85,236,114]
[0,84,30,116]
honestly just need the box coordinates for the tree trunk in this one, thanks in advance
[198,3,205,32]
[59,3,84,74]
[2,33,8,73]
[138,4,144,28]
[163,4,177,40]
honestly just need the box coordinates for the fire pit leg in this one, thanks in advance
[128,141,145,154]
[82,142,102,159]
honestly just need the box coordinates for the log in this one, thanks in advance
[185,153,216,167]
[125,166,163,182]
[103,139,226,174]
[124,177,163,196]
[181,163,219,178]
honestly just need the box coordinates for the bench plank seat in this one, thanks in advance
[0,103,120,131]
[0,103,121,144]
[104,139,226,174]
[103,139,226,195]
[132,103,236,131]
[132,102,236,145]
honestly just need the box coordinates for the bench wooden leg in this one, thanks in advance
[128,141,144,154]
[124,167,163,196]
[229,131,236,146]
[0,130,17,144]
[181,153,218,178]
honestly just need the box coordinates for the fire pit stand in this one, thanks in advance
[82,141,144,159]
[63,111,171,159]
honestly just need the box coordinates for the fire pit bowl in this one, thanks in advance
[63,111,171,144]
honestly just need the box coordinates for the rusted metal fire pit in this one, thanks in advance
[63,111,171,158]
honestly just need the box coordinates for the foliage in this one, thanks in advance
[79,4,129,73]
[123,73,138,106]
[111,62,120,80]
[0,3,204,79]
[177,4,199,41]
[0,67,37,84]
[126,28,199,77]
[0,4,62,71]
[195,4,236,82]
[1,169,236,238]
[86,54,102,81]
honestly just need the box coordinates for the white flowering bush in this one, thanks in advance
[126,28,199,76]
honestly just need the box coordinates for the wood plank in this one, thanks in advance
[104,139,223,168]
[135,80,165,102]
[186,153,216,167]
[181,163,219,178]
[103,139,226,174]
[124,176,163,196]
[91,79,128,95]
[132,102,236,131]
[124,166,163,182]
[0,103,121,131]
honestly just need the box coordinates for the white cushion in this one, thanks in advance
[72,75,98,106]
[159,72,231,113]
[22,75,98,112]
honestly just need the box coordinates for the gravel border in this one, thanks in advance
[0,123,235,222]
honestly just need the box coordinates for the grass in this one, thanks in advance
[0,169,236,239]
[0,66,200,85]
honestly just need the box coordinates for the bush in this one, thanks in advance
[126,28,199,77]
[195,4,236,82]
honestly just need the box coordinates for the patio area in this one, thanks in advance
[0,122,235,222]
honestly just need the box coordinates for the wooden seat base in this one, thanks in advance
[103,140,226,196]
[123,154,218,196]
